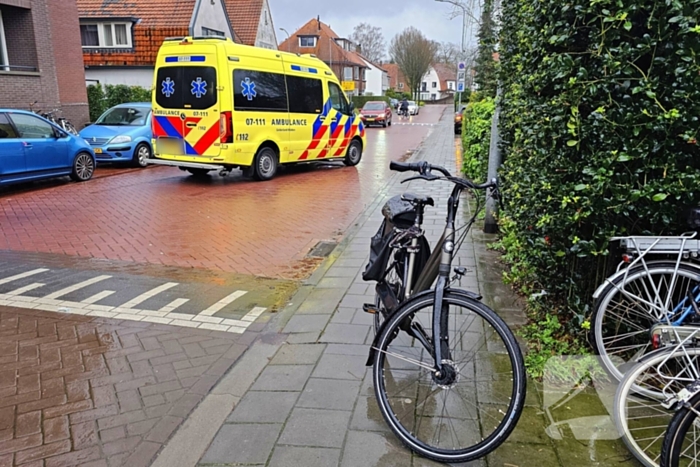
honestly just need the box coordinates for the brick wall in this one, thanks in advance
[0,0,88,128]
[46,0,88,127]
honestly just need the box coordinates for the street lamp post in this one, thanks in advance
[279,28,290,52]
[435,0,472,106]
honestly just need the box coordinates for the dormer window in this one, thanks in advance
[299,36,317,47]
[80,22,132,48]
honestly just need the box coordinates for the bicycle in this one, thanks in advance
[661,377,700,467]
[590,226,700,383]
[29,101,79,136]
[362,160,526,463]
[613,329,700,467]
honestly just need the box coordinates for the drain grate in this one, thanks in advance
[307,241,338,258]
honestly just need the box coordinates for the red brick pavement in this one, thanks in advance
[0,305,255,467]
[0,107,443,279]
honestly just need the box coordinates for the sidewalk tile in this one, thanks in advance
[268,446,340,467]
[297,378,361,411]
[251,365,314,392]
[227,391,299,423]
[312,353,368,381]
[270,344,325,366]
[278,408,351,448]
[284,315,332,334]
[200,423,282,464]
[319,324,370,345]
[339,431,411,467]
[324,344,369,357]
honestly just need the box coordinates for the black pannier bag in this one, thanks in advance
[362,195,431,282]
[687,207,700,233]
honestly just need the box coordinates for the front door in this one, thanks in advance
[0,113,25,180]
[9,113,69,173]
[326,82,355,158]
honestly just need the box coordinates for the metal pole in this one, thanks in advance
[483,86,502,234]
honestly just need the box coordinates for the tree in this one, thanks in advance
[389,27,438,100]
[434,42,460,64]
[350,23,386,64]
[474,0,498,96]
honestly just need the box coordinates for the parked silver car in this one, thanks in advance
[407,101,419,115]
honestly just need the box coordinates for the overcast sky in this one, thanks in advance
[270,0,480,56]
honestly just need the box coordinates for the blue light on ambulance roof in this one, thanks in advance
[165,56,206,63]
[291,65,318,74]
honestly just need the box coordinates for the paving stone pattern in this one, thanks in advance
[198,112,637,466]
[0,307,259,467]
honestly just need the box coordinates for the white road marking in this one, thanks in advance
[0,268,49,286]
[158,298,189,313]
[119,282,178,309]
[44,275,111,299]
[6,283,44,296]
[241,306,266,322]
[199,291,247,316]
[81,290,115,304]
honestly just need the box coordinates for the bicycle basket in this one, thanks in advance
[363,219,395,282]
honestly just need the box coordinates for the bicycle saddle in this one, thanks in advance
[401,193,434,207]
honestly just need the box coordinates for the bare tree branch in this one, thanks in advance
[350,23,386,64]
[390,27,438,100]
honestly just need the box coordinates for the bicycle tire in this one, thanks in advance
[372,290,526,463]
[661,392,700,467]
[591,262,700,383]
[614,347,700,467]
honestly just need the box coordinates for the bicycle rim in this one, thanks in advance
[372,292,525,463]
[614,347,700,467]
[662,393,700,467]
[593,263,700,383]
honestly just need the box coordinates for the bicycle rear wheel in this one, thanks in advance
[372,290,526,463]
[661,392,700,467]
[374,247,407,334]
[592,262,700,383]
[614,347,700,467]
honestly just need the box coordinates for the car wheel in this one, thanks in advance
[343,139,362,167]
[187,168,211,177]
[388,118,392,126]
[382,120,387,128]
[70,152,95,182]
[132,143,151,168]
[253,146,278,181]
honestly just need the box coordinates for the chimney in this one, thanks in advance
[317,15,321,30]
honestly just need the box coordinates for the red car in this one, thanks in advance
[359,101,392,128]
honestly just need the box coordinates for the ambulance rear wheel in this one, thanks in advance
[344,140,362,167]
[253,147,278,181]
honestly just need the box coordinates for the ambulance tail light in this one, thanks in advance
[220,111,233,143]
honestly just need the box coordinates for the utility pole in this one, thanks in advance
[483,86,502,234]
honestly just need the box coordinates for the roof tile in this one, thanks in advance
[225,0,264,46]
[278,18,367,68]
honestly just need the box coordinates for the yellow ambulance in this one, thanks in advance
[149,36,366,180]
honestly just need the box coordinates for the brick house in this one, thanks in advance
[0,0,89,127]
[385,63,456,101]
[278,17,368,97]
[384,63,407,93]
[225,0,277,50]
[77,0,236,88]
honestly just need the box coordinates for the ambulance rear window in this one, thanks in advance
[155,66,217,110]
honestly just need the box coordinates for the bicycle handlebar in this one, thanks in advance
[390,160,496,190]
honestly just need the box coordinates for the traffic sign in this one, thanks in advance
[458,61,466,70]
[457,82,465,92]
[457,71,465,83]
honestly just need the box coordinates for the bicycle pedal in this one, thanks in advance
[362,304,378,314]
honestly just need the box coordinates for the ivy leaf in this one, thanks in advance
[668,16,683,23]
[652,193,668,202]
[574,184,586,191]
[617,154,631,162]
[624,21,632,31]
[555,250,566,257]
[566,140,578,147]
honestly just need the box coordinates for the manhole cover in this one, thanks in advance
[307,241,338,258]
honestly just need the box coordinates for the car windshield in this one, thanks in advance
[363,103,385,110]
[96,107,150,126]
[408,101,416,106]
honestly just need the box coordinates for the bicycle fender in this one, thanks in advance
[365,288,482,367]
[592,260,700,299]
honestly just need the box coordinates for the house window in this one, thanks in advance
[299,36,317,47]
[354,66,359,80]
[421,82,427,91]
[80,23,132,48]
[343,67,352,81]
[0,10,8,71]
[398,82,404,89]
[202,27,225,37]
[432,82,437,88]
[448,82,454,90]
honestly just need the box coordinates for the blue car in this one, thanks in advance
[0,109,95,186]
[80,103,152,167]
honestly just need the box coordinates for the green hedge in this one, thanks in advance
[461,97,494,184]
[87,84,152,123]
[352,95,391,109]
[498,0,700,373]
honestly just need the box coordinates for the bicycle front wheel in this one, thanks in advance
[662,392,700,467]
[372,291,526,463]
[614,347,700,467]
[592,262,700,383]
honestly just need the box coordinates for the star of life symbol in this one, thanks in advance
[241,77,256,101]
[161,77,175,97]
[191,77,207,98]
